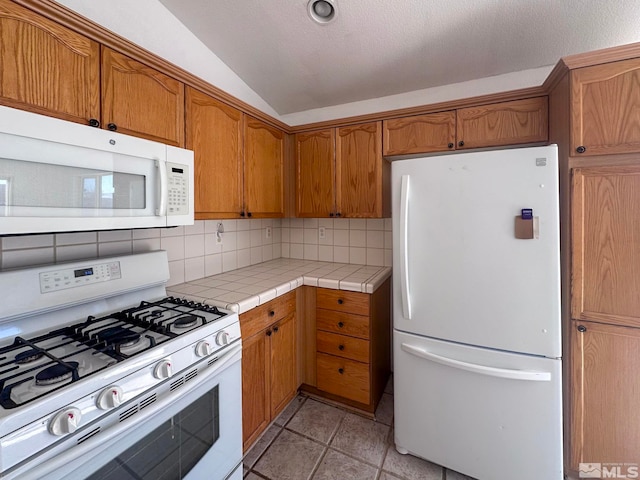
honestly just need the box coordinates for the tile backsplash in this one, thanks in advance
[0,217,392,285]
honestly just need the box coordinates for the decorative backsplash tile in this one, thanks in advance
[0,217,393,284]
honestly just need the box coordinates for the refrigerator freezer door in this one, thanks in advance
[394,330,563,480]
[392,145,561,358]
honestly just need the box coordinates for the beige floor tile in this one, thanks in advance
[245,473,263,480]
[243,424,282,468]
[254,429,326,480]
[286,399,346,444]
[274,394,307,426]
[382,447,444,480]
[330,413,390,467]
[379,473,403,480]
[312,449,379,480]
[445,469,477,480]
[374,393,393,426]
[384,375,393,395]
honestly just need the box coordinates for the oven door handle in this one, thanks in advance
[14,342,242,480]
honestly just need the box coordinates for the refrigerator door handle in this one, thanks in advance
[400,343,551,381]
[400,174,412,319]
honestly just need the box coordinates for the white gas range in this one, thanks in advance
[0,251,242,480]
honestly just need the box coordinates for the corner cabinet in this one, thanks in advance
[101,47,185,146]
[295,121,390,218]
[383,97,548,155]
[244,116,285,218]
[570,321,640,469]
[240,291,296,450]
[186,87,244,219]
[571,58,640,156]
[0,0,100,125]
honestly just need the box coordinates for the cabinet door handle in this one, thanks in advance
[269,310,275,317]
[107,123,117,131]
[329,212,334,217]
[338,322,344,328]
[273,326,279,333]
[577,325,587,332]
[338,344,345,351]
[240,211,246,217]
[576,145,586,154]
[266,330,272,337]
[338,368,344,374]
[88,118,100,128]
[335,212,342,217]
[247,212,252,217]
[447,142,454,149]
[337,299,344,305]
[458,140,464,147]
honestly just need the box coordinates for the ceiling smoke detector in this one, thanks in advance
[307,0,337,25]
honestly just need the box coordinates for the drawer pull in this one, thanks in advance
[269,310,275,317]
[266,330,272,337]
[338,344,345,351]
[338,322,344,328]
[273,326,279,333]
[337,299,344,305]
[338,368,344,374]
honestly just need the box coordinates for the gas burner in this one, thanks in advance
[15,349,44,364]
[35,361,79,386]
[173,314,199,329]
[96,326,141,348]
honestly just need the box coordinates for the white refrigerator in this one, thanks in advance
[391,145,563,480]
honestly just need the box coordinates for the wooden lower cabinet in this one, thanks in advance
[304,279,391,413]
[240,292,296,450]
[570,320,640,471]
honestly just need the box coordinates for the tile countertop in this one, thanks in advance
[166,258,392,314]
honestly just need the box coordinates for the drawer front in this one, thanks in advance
[316,353,370,404]
[317,288,370,316]
[317,331,369,363]
[316,309,370,339]
[240,290,296,338]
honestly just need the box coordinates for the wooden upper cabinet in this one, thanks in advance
[186,87,243,219]
[571,164,640,328]
[244,116,284,217]
[456,97,548,149]
[570,321,640,470]
[0,0,100,124]
[101,47,184,146]
[336,121,389,218]
[572,58,640,156]
[383,111,456,155]
[295,129,336,217]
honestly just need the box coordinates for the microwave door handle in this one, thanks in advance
[156,159,168,216]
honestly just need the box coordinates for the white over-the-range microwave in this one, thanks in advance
[0,105,194,235]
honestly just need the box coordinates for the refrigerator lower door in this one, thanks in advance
[393,330,562,480]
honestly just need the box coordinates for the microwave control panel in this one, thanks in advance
[167,162,189,216]
[40,261,122,293]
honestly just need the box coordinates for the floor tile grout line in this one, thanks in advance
[306,444,330,480]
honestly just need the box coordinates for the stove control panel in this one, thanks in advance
[167,162,189,216]
[39,261,122,293]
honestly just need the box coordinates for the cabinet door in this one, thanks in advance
[570,321,640,470]
[572,165,640,328]
[456,97,548,149]
[186,87,243,219]
[241,331,270,450]
[336,121,384,218]
[269,313,296,418]
[571,58,640,156]
[101,47,184,146]
[383,111,456,155]
[295,129,335,217]
[0,0,100,124]
[244,116,284,217]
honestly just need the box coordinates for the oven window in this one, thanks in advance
[87,386,220,480]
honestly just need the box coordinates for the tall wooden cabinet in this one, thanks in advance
[0,0,100,125]
[295,121,390,218]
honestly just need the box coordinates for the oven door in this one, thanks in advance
[17,343,242,480]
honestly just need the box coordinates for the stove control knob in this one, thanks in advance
[49,407,82,436]
[154,358,173,379]
[96,385,124,410]
[215,331,230,347]
[195,341,212,357]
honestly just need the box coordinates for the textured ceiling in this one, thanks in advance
[158,0,640,115]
